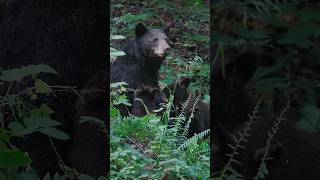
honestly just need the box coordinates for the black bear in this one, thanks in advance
[211,51,259,174]
[164,77,210,137]
[131,84,167,117]
[110,23,171,116]
[212,52,320,179]
[0,0,107,177]
[69,71,108,178]
[212,52,257,132]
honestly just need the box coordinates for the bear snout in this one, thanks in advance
[155,45,171,58]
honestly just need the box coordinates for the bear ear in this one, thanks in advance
[135,23,148,37]
[178,77,191,88]
[225,52,257,88]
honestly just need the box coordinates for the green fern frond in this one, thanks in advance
[178,129,210,152]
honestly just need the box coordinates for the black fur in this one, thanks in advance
[165,77,210,137]
[215,109,320,180]
[0,0,107,176]
[69,71,108,178]
[212,52,257,132]
[131,84,166,117]
[110,23,171,116]
[212,52,320,179]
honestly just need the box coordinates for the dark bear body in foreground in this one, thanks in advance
[110,23,171,116]
[0,0,107,176]
[214,108,320,180]
[165,78,210,137]
[212,52,320,179]
[69,71,108,178]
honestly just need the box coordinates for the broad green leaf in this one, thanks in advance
[110,47,126,57]
[0,64,58,82]
[113,96,131,106]
[0,150,31,168]
[30,108,42,118]
[35,79,52,95]
[40,104,55,115]
[23,117,61,129]
[38,127,69,140]
[8,121,25,132]
[9,121,37,136]
[297,106,320,132]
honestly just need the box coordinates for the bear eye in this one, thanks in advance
[153,38,158,43]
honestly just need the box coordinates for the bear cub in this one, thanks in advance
[131,84,167,117]
[164,77,210,138]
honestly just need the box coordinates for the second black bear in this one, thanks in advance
[212,52,257,133]
[212,52,320,179]
[164,77,210,137]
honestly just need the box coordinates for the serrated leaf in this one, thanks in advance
[38,127,69,140]
[23,117,61,129]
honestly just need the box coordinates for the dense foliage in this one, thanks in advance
[110,0,210,179]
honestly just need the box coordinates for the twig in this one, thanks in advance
[127,136,152,159]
